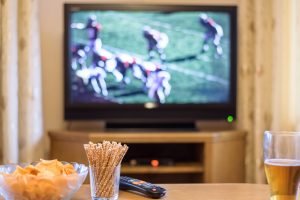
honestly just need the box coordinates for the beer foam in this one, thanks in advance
[265,159,300,166]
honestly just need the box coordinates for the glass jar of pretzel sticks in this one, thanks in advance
[90,164,121,200]
[84,141,128,200]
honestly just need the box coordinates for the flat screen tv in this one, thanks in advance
[64,3,237,124]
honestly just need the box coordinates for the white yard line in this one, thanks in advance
[166,64,228,86]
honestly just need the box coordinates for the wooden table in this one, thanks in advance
[72,184,270,200]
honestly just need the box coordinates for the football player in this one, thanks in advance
[146,68,171,104]
[71,15,102,53]
[114,53,144,84]
[76,67,108,97]
[199,14,223,57]
[92,48,122,82]
[139,62,171,103]
[71,43,89,70]
[143,26,169,62]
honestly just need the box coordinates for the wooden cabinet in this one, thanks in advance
[49,130,246,183]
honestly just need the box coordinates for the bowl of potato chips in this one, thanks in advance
[0,159,88,200]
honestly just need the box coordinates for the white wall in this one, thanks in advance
[39,0,239,134]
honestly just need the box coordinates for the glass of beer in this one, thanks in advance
[264,131,300,200]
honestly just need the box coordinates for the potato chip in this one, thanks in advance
[24,165,40,175]
[62,163,76,175]
[36,159,64,176]
[13,166,29,176]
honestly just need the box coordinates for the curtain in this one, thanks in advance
[239,0,300,183]
[272,0,300,131]
[0,0,44,163]
[292,0,300,131]
[238,0,273,183]
[0,0,2,163]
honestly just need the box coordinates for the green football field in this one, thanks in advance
[70,11,231,104]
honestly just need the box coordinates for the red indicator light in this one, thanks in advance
[151,160,159,167]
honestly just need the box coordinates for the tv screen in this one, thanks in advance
[64,4,237,121]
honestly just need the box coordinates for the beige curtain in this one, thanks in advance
[0,0,44,163]
[272,0,300,131]
[239,0,300,183]
[292,0,300,131]
[0,0,2,163]
[238,0,273,183]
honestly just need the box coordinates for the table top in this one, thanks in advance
[72,184,270,200]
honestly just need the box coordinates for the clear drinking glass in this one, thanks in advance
[89,164,120,200]
[264,131,300,200]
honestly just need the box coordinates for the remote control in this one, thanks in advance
[119,176,166,199]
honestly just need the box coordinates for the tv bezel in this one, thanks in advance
[64,3,238,122]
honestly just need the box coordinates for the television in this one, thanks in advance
[64,3,237,126]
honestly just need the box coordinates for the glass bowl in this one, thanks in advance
[0,161,88,200]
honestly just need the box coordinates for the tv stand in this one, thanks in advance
[49,129,246,183]
[105,122,196,131]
